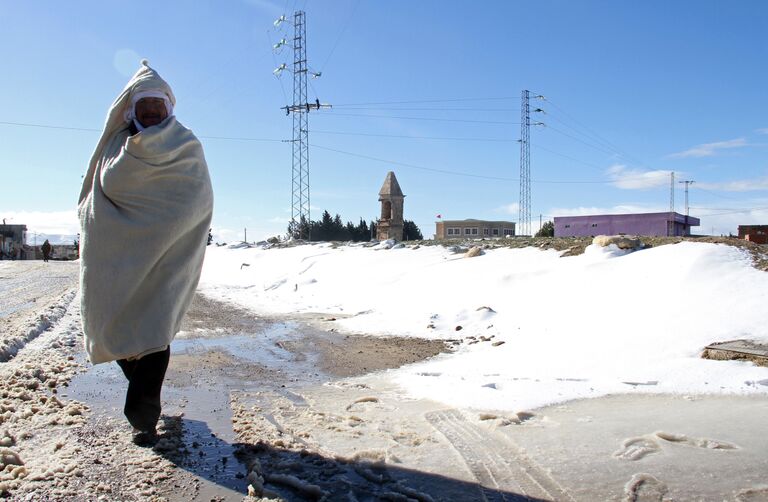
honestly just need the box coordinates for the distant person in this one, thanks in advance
[41,239,52,262]
[78,60,213,446]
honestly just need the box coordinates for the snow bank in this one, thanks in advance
[0,290,77,362]
[199,242,768,411]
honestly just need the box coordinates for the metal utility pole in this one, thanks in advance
[678,180,695,216]
[519,90,531,237]
[668,171,675,236]
[669,171,675,213]
[277,11,331,240]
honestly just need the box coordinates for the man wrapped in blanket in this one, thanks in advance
[78,60,213,446]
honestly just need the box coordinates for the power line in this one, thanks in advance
[311,129,512,142]
[318,0,360,73]
[323,106,520,112]
[198,135,284,142]
[315,111,519,125]
[692,185,752,200]
[541,124,622,158]
[310,143,656,184]
[0,118,698,187]
[311,143,514,181]
[0,120,286,142]
[0,121,100,132]
[530,142,607,171]
[696,206,768,217]
[333,96,518,106]
[535,94,649,168]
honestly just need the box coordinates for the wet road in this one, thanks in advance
[0,260,78,318]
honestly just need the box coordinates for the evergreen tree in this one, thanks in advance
[355,218,370,241]
[535,221,555,237]
[286,215,311,240]
[403,220,423,241]
[345,221,358,241]
[333,214,348,241]
[317,210,334,241]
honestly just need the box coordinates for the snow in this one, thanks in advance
[198,241,768,412]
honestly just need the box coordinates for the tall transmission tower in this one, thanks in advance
[678,179,695,216]
[518,90,531,237]
[669,171,676,212]
[275,11,331,239]
[668,171,675,236]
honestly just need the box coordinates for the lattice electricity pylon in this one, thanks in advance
[518,90,531,237]
[276,11,331,240]
[669,171,675,236]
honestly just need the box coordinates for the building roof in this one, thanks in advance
[437,219,515,225]
[378,171,404,197]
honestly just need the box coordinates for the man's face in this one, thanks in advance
[135,97,168,128]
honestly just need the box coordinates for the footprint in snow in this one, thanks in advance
[345,396,379,412]
[655,431,739,450]
[613,436,661,461]
[624,473,667,502]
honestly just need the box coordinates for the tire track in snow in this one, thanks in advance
[426,409,574,502]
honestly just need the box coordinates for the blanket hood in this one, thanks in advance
[78,61,212,364]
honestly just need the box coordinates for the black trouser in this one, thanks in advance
[116,347,170,431]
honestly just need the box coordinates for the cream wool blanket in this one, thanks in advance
[78,62,213,364]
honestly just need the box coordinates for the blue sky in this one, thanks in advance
[1,0,767,242]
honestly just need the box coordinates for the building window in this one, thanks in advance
[471,228,478,235]
[492,229,499,236]
[483,228,489,236]
[447,228,454,236]
[503,228,513,236]
[464,228,471,235]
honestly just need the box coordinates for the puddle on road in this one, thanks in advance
[0,300,38,317]
[67,318,322,502]
[172,321,324,382]
[67,293,448,501]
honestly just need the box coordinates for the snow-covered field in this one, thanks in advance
[199,240,768,411]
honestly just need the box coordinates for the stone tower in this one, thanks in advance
[376,171,405,241]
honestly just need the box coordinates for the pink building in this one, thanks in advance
[554,212,700,237]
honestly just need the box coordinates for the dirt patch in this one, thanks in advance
[282,332,448,378]
[184,294,451,380]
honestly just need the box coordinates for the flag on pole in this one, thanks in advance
[436,214,442,219]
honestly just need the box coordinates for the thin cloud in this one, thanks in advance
[668,138,747,159]
[606,164,671,190]
[0,209,79,236]
[113,49,141,77]
[756,128,768,135]
[550,204,663,217]
[496,202,520,215]
[697,176,768,192]
[243,0,283,16]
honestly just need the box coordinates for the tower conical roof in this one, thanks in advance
[378,171,404,197]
